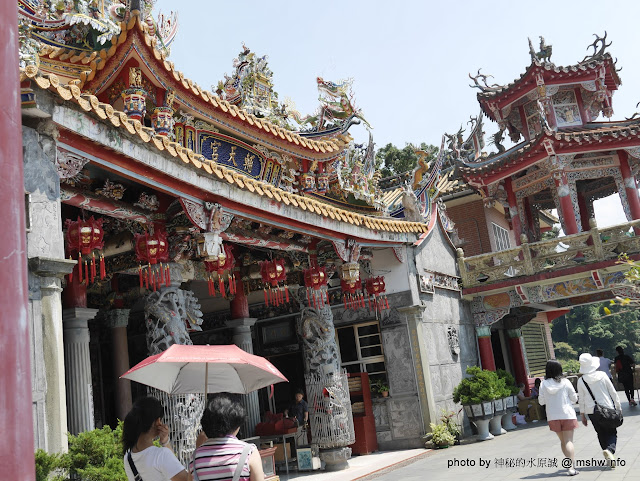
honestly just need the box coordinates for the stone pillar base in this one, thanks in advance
[319,447,351,471]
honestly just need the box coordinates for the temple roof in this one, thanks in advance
[457,119,640,185]
[23,67,431,235]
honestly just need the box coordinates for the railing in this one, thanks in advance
[457,219,640,288]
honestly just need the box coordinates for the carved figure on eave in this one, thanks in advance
[490,127,506,153]
[401,183,424,222]
[529,36,553,63]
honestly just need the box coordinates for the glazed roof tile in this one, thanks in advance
[24,68,430,235]
[35,13,340,155]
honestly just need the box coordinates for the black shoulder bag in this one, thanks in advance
[581,378,623,429]
[127,451,144,481]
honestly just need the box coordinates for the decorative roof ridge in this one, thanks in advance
[476,56,615,101]
[35,14,340,154]
[23,69,428,235]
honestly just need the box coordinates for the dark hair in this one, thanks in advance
[545,360,563,382]
[201,393,246,438]
[122,396,164,453]
[616,346,624,354]
[534,378,542,386]
[596,349,604,357]
[294,388,304,396]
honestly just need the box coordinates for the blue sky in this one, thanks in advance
[154,0,640,226]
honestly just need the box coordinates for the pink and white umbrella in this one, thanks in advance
[120,344,287,395]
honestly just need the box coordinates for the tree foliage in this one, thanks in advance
[552,303,640,363]
[452,366,510,404]
[375,142,438,178]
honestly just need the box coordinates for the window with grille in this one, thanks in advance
[492,222,515,276]
[335,321,387,383]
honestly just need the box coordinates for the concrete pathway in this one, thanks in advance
[281,394,640,481]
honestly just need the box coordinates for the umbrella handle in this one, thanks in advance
[204,363,208,400]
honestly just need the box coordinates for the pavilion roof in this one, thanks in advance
[458,119,640,185]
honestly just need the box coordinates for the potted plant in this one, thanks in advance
[453,366,506,441]
[440,408,462,445]
[496,369,520,431]
[489,372,512,436]
[371,378,390,397]
[426,422,455,449]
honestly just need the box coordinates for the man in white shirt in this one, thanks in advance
[596,349,613,380]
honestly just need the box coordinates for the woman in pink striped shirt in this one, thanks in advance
[190,394,265,481]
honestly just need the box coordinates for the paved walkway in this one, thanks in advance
[282,394,640,481]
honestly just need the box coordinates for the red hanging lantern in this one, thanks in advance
[260,259,288,307]
[304,266,328,308]
[203,244,235,298]
[135,230,170,292]
[340,262,364,310]
[65,216,106,285]
[365,276,389,312]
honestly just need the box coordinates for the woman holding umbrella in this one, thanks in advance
[191,393,265,481]
[122,396,189,481]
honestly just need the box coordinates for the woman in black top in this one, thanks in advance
[614,346,636,406]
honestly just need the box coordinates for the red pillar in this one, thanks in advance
[0,2,35,479]
[505,178,523,245]
[553,170,579,235]
[229,263,249,319]
[508,328,530,396]
[618,151,640,221]
[476,326,496,371]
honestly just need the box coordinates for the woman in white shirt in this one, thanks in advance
[122,396,189,481]
[538,360,579,476]
[577,353,622,469]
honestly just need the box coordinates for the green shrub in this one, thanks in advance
[35,449,64,481]
[38,422,127,481]
[452,366,509,404]
[496,369,520,395]
[440,409,461,438]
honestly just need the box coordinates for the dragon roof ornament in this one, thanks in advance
[580,32,612,65]
[469,69,504,94]
[334,132,383,209]
[443,112,486,166]
[528,36,553,65]
[287,77,370,138]
[18,0,177,56]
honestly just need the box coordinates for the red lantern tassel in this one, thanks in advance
[219,276,225,297]
[230,275,236,295]
[264,288,269,306]
[78,255,83,283]
[166,266,171,286]
[84,260,89,285]
[91,254,96,283]
[100,254,106,280]
[367,295,371,310]
[385,296,390,310]
[285,285,289,303]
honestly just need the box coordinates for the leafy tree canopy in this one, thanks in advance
[552,303,640,363]
[375,142,438,178]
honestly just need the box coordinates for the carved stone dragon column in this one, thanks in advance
[298,303,354,471]
[144,262,205,467]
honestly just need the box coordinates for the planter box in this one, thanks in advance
[464,401,494,421]
[493,398,504,413]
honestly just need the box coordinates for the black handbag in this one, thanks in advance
[581,379,623,429]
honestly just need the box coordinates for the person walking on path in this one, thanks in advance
[596,349,613,380]
[538,360,579,476]
[576,353,622,470]
[190,393,265,481]
[614,346,637,406]
[122,396,189,481]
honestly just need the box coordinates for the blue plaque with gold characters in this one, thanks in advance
[199,132,265,179]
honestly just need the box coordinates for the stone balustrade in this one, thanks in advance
[457,219,640,288]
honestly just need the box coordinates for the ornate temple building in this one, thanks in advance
[446,34,640,392]
[18,0,473,464]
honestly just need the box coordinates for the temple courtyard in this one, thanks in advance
[283,394,640,481]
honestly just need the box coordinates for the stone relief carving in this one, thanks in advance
[447,326,460,356]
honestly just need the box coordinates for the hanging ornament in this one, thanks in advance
[65,216,106,285]
[260,259,288,307]
[340,262,364,311]
[304,265,329,308]
[203,244,235,298]
[134,229,170,292]
[365,276,390,313]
